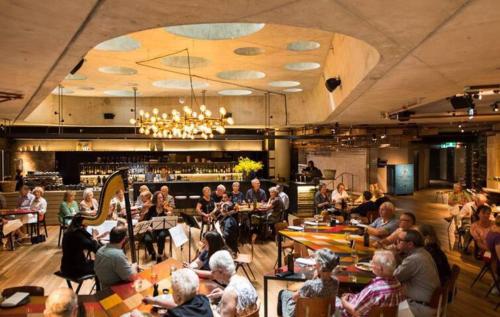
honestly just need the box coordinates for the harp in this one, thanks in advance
[82,167,137,262]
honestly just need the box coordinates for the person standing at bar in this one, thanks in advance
[245,178,267,203]
[302,160,323,180]
[155,167,172,182]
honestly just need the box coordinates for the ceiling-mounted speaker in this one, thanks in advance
[397,110,414,121]
[103,113,115,120]
[325,77,342,92]
[449,95,473,109]
[70,59,85,74]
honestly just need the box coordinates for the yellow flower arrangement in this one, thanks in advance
[234,157,263,174]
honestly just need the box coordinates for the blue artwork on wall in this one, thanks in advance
[387,164,414,195]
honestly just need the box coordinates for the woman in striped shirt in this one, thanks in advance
[339,250,405,317]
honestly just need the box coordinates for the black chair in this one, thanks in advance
[54,271,100,294]
[58,215,74,247]
[1,286,44,297]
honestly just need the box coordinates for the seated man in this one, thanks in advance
[143,268,213,317]
[94,226,137,290]
[375,212,416,248]
[218,193,239,254]
[366,202,399,240]
[338,250,405,317]
[468,205,493,258]
[394,229,440,317]
[278,248,339,317]
[43,288,78,317]
[351,191,377,218]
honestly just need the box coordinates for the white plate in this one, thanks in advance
[287,226,304,231]
[355,262,372,272]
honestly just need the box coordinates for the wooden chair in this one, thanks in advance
[295,297,334,317]
[235,233,257,281]
[238,300,261,317]
[367,305,398,317]
[54,271,99,294]
[430,284,448,317]
[292,218,304,226]
[1,286,44,297]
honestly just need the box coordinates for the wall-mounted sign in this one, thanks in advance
[440,142,457,149]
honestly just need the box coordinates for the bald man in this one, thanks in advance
[44,288,78,317]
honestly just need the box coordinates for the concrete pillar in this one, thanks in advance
[274,130,291,180]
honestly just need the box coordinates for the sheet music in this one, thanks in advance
[133,220,152,235]
[151,216,177,230]
[87,219,138,236]
[168,224,188,248]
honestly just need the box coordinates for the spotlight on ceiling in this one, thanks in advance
[325,77,342,92]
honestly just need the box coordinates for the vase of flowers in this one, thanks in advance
[234,157,264,180]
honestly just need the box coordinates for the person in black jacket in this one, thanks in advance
[417,224,452,286]
[351,191,377,218]
[60,213,102,278]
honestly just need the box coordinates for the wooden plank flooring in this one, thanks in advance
[1,188,499,316]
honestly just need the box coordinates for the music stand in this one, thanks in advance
[180,213,199,261]
[151,216,177,256]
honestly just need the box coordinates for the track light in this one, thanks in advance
[325,77,342,92]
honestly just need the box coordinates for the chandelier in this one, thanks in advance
[129,104,233,139]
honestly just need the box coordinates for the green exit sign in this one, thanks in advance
[440,142,457,149]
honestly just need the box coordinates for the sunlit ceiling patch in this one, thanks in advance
[165,23,265,40]
[76,86,95,91]
[153,79,209,90]
[287,40,320,51]
[51,87,74,95]
[269,81,300,88]
[234,47,265,56]
[217,70,265,80]
[284,62,320,71]
[104,90,140,97]
[161,56,209,68]
[65,73,87,80]
[218,89,253,96]
[94,35,140,52]
[122,82,139,87]
[98,66,137,75]
[283,88,303,93]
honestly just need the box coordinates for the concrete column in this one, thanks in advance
[274,130,291,180]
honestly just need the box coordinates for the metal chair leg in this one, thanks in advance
[246,263,256,280]
[471,263,489,288]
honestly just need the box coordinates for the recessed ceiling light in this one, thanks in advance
[234,47,265,56]
[51,88,74,95]
[104,90,139,97]
[284,62,320,71]
[162,56,209,68]
[287,41,321,51]
[153,79,209,90]
[98,66,137,75]
[283,88,303,93]
[165,23,265,40]
[218,89,253,96]
[269,81,300,88]
[94,35,141,52]
[65,73,87,80]
[217,70,266,80]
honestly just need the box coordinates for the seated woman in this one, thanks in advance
[207,250,259,317]
[251,187,284,227]
[58,191,79,226]
[109,189,126,220]
[139,190,171,263]
[314,183,331,214]
[186,231,228,278]
[196,186,216,225]
[417,224,451,286]
[486,215,500,293]
[338,250,405,317]
[229,182,245,205]
[28,186,47,224]
[61,213,103,278]
[79,188,98,216]
[134,185,150,208]
[143,268,213,317]
[278,248,339,317]
[469,205,494,258]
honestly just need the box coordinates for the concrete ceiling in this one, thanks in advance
[1,0,500,127]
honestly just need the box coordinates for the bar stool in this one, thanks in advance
[188,195,200,213]
[174,195,188,213]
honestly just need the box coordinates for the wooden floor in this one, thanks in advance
[0,188,499,316]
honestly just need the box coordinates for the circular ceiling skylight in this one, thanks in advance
[65,73,87,80]
[153,79,209,90]
[283,88,303,93]
[94,35,141,52]
[217,70,265,80]
[104,90,140,97]
[287,41,321,51]
[284,62,321,71]
[165,23,265,40]
[161,56,209,68]
[51,87,74,95]
[269,81,301,88]
[234,47,265,56]
[218,89,253,96]
[98,66,137,75]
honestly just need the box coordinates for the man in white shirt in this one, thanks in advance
[277,185,289,211]
[331,183,349,204]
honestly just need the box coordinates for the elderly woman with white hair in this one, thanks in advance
[251,186,284,228]
[278,248,339,317]
[143,268,213,317]
[79,188,98,216]
[43,288,78,317]
[27,186,47,224]
[207,250,259,317]
[338,250,405,317]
